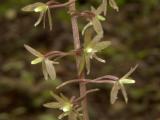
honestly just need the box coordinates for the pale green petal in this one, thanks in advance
[78,55,85,75]
[119,78,136,84]
[43,102,62,109]
[119,83,128,103]
[96,0,107,15]
[47,8,53,31]
[42,61,48,80]
[97,15,106,21]
[110,81,120,104]
[93,54,106,63]
[120,65,138,80]
[58,112,69,119]
[109,0,119,11]
[22,2,47,12]
[24,44,43,57]
[83,28,93,47]
[45,59,56,80]
[85,54,91,75]
[93,41,111,51]
[50,92,65,103]
[82,22,92,36]
[34,12,44,27]
[31,57,43,64]
[92,17,103,37]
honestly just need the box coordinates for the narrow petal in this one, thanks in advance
[96,0,107,15]
[34,12,44,27]
[42,61,48,80]
[85,54,91,75]
[119,78,136,84]
[83,28,93,48]
[43,102,62,109]
[93,54,106,63]
[82,22,92,36]
[24,44,43,57]
[93,41,111,52]
[50,92,65,103]
[110,82,120,104]
[31,57,43,64]
[92,17,103,38]
[47,8,53,31]
[119,83,128,103]
[109,0,119,12]
[78,55,85,75]
[58,112,69,119]
[120,65,138,80]
[43,11,46,29]
[22,2,46,12]
[45,59,56,80]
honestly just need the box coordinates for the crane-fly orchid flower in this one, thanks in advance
[24,44,58,80]
[110,65,138,104]
[44,92,82,120]
[22,2,53,30]
[79,29,111,75]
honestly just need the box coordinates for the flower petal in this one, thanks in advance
[85,54,91,75]
[34,12,44,27]
[45,59,56,80]
[93,41,111,51]
[109,0,119,12]
[42,61,48,80]
[119,83,128,103]
[22,2,47,12]
[47,8,53,31]
[110,81,120,104]
[31,57,43,64]
[24,44,43,57]
[43,102,62,109]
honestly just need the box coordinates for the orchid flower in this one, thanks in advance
[110,65,138,104]
[82,5,106,38]
[24,44,58,80]
[79,29,111,75]
[22,2,53,30]
[44,92,82,120]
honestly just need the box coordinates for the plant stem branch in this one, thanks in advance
[68,0,89,120]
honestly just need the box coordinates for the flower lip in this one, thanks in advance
[60,103,73,112]
[34,6,48,12]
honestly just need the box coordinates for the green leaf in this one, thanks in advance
[45,59,56,80]
[24,44,43,57]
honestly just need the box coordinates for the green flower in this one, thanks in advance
[79,29,111,75]
[22,2,52,30]
[24,44,58,80]
[110,65,137,104]
[44,92,82,120]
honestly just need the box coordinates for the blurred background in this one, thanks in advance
[0,0,160,120]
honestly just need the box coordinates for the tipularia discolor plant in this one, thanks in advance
[22,0,137,120]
